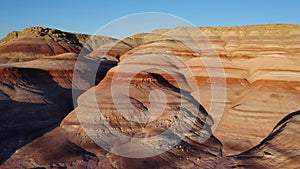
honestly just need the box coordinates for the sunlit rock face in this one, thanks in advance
[2,24,300,168]
[197,25,300,155]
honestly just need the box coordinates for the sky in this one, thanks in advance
[0,0,299,39]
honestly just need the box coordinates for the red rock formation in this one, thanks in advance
[1,24,300,168]
[2,51,224,168]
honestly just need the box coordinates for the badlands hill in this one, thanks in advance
[0,27,115,63]
[1,24,300,168]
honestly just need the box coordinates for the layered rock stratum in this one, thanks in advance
[1,24,300,168]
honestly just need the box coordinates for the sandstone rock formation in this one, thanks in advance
[1,24,300,168]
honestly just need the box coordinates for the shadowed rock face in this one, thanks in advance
[0,52,116,164]
[1,24,300,168]
[0,65,73,163]
[0,28,117,163]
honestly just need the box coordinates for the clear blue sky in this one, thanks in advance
[0,0,299,39]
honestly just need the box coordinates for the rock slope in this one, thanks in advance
[221,111,300,168]
[0,53,117,164]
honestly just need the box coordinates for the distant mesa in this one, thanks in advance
[0,26,116,64]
